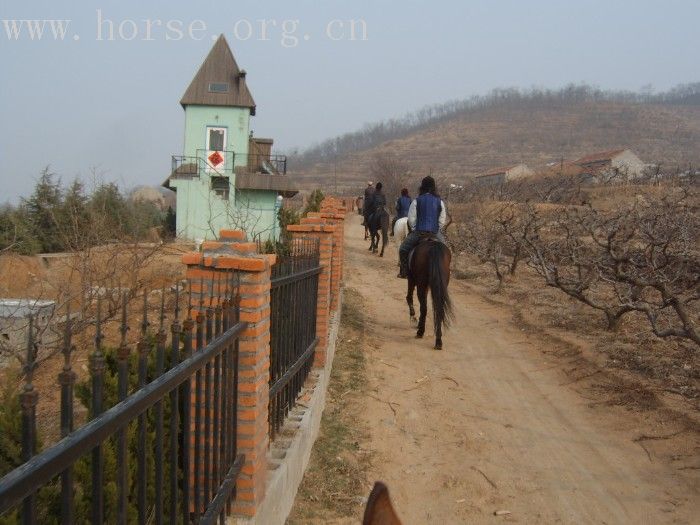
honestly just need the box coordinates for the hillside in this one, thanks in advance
[290,89,700,193]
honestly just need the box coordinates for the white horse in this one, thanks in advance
[393,217,409,244]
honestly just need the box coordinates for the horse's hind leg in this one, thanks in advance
[416,284,427,338]
[434,320,443,350]
[380,223,388,257]
[407,279,416,324]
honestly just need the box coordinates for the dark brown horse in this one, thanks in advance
[368,206,390,257]
[406,238,453,349]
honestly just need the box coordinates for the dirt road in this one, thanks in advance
[342,215,698,524]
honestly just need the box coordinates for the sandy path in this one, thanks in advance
[343,215,698,524]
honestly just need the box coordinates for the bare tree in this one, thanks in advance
[369,153,411,205]
[524,187,699,344]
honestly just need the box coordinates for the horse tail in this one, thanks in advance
[381,208,390,235]
[428,242,454,329]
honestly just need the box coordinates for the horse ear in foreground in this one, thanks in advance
[406,239,453,349]
[363,482,402,525]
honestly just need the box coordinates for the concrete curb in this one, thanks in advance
[232,289,343,524]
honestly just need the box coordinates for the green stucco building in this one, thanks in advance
[164,35,297,241]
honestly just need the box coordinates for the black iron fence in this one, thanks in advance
[0,271,245,524]
[269,238,321,440]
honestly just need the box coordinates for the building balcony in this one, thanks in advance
[164,150,296,196]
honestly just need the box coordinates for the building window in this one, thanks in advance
[211,176,230,200]
[208,82,229,93]
[208,128,225,151]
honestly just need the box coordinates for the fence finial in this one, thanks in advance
[24,315,36,383]
[119,293,128,348]
[174,281,180,320]
[160,285,166,331]
[141,289,149,336]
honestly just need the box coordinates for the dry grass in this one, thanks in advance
[0,242,192,444]
[452,252,700,414]
[287,288,372,524]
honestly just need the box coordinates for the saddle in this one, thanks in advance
[416,231,441,243]
[408,232,445,271]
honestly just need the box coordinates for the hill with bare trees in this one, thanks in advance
[289,84,700,192]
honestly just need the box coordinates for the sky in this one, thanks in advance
[0,0,698,203]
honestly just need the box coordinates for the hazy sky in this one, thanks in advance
[1,0,698,202]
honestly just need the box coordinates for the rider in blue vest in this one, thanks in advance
[397,176,447,278]
[391,188,412,236]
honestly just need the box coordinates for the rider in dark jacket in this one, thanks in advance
[372,182,387,209]
[367,182,386,229]
[391,188,411,235]
[397,176,447,278]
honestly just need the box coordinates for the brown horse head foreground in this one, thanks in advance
[363,482,402,525]
[406,238,453,349]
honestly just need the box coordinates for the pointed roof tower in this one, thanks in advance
[180,34,256,115]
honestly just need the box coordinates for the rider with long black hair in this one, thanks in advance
[397,176,447,278]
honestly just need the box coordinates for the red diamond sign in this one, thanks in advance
[208,151,224,167]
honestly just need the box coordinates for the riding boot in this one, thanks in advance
[397,252,408,279]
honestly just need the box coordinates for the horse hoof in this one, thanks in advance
[410,316,417,325]
[434,343,443,350]
[379,253,384,257]
[416,332,424,339]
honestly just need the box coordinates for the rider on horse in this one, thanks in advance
[397,176,447,278]
[371,182,387,217]
[391,188,412,236]
[362,181,375,226]
[366,181,387,229]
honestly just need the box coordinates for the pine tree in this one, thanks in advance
[0,205,40,255]
[21,167,64,253]
[303,188,325,216]
[59,179,91,250]
[163,206,176,238]
[89,182,129,240]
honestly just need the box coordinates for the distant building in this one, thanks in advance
[474,164,535,186]
[574,149,646,181]
[163,35,297,241]
[0,299,55,366]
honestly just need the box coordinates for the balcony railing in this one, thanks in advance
[244,154,287,175]
[171,149,236,179]
[170,151,287,180]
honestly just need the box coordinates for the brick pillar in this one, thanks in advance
[310,201,347,314]
[286,223,335,367]
[181,229,274,520]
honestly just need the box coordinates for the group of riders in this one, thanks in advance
[362,175,448,279]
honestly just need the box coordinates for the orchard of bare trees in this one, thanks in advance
[449,174,699,348]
